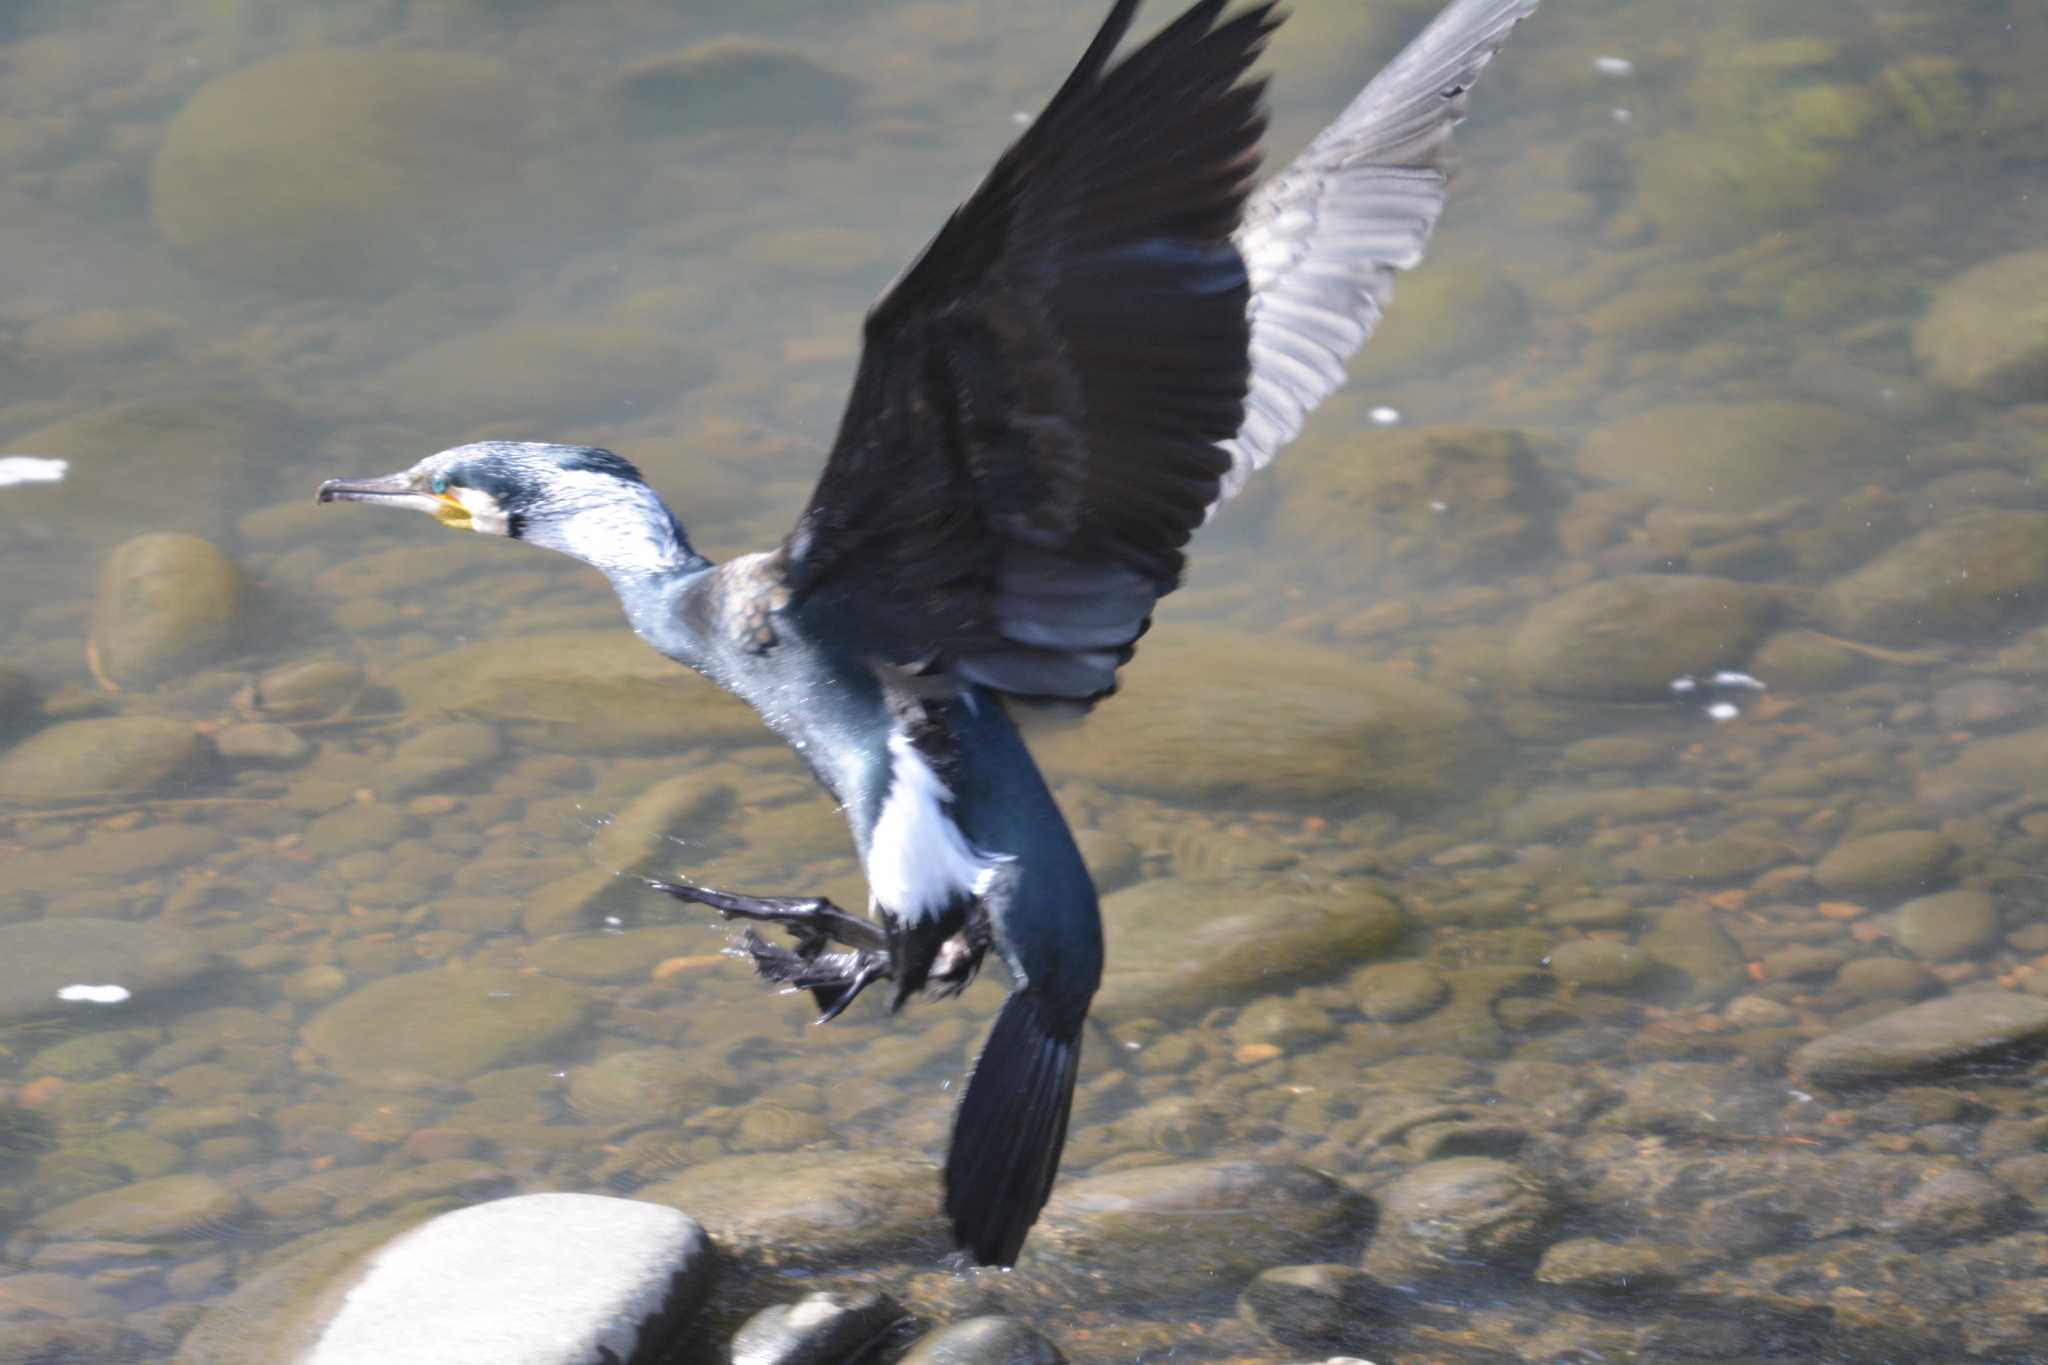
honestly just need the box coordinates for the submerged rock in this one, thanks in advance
[1546,939,1651,992]
[4,825,227,905]
[1027,629,1499,811]
[375,324,713,428]
[604,39,858,138]
[1637,907,1747,1004]
[33,1173,245,1241]
[1886,1167,2011,1245]
[297,1195,709,1365]
[1274,425,1553,589]
[1028,1159,1363,1296]
[1236,1263,1386,1352]
[899,1317,1064,1365]
[1510,574,1775,701]
[0,918,213,1024]
[1350,960,1448,1022]
[385,630,762,754]
[1628,44,1881,248]
[1363,1157,1556,1284]
[1350,263,1527,376]
[150,50,533,294]
[565,1045,731,1125]
[1535,1238,1693,1291]
[1813,830,1956,897]
[302,967,588,1084]
[378,722,502,797]
[1095,875,1404,1021]
[1914,248,2048,399]
[91,533,248,688]
[640,1152,949,1268]
[1814,511,2048,644]
[1923,725,2048,809]
[0,396,303,552]
[0,670,38,742]
[1790,992,2048,1087]
[587,773,735,873]
[1894,890,1999,962]
[237,660,364,723]
[1576,402,1888,515]
[0,716,208,803]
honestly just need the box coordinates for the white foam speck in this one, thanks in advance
[1593,55,1634,76]
[1706,701,1740,723]
[57,984,130,1005]
[0,456,68,487]
[1369,406,1402,426]
[1709,670,1766,691]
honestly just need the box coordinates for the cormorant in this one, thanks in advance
[318,0,1538,1266]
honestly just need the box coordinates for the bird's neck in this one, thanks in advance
[520,495,715,658]
[523,491,704,577]
[603,549,716,671]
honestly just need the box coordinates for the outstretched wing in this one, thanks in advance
[1217,0,1541,502]
[781,0,1276,701]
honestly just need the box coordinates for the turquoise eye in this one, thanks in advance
[431,476,448,494]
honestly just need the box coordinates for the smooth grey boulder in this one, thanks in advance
[300,1194,709,1365]
[1791,992,2048,1087]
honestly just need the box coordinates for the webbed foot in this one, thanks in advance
[645,878,893,1022]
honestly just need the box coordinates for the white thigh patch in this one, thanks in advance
[866,732,1007,922]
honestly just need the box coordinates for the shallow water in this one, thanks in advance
[3,0,2048,1360]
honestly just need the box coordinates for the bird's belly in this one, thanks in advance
[864,731,1008,924]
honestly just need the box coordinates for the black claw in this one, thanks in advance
[648,877,895,1021]
[644,878,886,951]
[811,952,890,1024]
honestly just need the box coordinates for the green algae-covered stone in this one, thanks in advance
[303,968,588,1084]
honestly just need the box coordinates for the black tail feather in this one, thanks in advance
[944,990,1083,1266]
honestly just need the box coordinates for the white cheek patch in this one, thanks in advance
[866,732,1009,922]
[456,486,510,535]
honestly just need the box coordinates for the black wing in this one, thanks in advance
[781,0,1275,701]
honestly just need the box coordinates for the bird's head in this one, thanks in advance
[317,441,696,578]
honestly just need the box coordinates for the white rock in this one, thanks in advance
[302,1193,709,1365]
